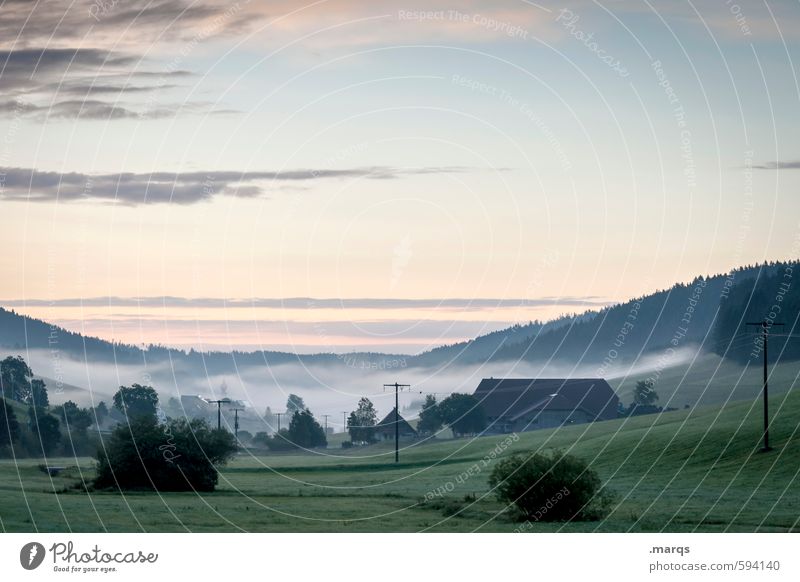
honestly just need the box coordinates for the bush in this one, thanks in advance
[341,440,353,449]
[488,450,614,522]
[93,417,237,492]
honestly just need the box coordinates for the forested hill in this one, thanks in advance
[0,307,397,372]
[410,312,595,367]
[1,261,797,371]
[482,261,799,365]
[713,264,800,364]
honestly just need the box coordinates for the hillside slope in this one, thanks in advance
[488,262,798,365]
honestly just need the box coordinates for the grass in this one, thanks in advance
[2,376,799,532]
[613,352,800,409]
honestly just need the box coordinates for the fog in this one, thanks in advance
[4,345,700,431]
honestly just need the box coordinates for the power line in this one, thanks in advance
[384,382,410,463]
[275,412,285,433]
[322,414,330,435]
[208,399,231,430]
[746,321,784,452]
[230,407,244,441]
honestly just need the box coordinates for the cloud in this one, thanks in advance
[0,47,211,120]
[1,296,611,309]
[51,83,181,97]
[752,160,800,170]
[0,165,476,205]
[0,48,137,92]
[0,1,249,121]
[0,98,237,120]
[0,1,251,50]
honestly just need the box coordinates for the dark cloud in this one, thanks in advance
[0,47,207,120]
[0,97,233,120]
[0,48,137,92]
[753,161,800,170]
[0,1,251,49]
[2,296,612,309]
[52,83,180,97]
[0,0,249,121]
[0,166,474,205]
[10,98,236,120]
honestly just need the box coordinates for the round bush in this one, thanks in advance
[488,450,614,522]
[94,417,237,492]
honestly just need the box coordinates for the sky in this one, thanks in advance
[1,0,799,354]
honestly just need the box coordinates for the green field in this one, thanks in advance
[613,352,800,409]
[2,377,799,532]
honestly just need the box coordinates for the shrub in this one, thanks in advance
[488,450,614,522]
[93,417,237,492]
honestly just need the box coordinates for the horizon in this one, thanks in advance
[2,257,794,354]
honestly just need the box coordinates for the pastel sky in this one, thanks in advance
[1,0,799,353]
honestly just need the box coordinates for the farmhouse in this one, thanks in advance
[374,408,418,441]
[473,378,619,433]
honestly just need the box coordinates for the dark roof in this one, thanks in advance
[473,378,618,422]
[375,408,417,435]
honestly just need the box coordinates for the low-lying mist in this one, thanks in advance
[5,345,701,430]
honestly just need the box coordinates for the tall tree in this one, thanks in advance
[286,394,306,415]
[287,409,327,448]
[347,397,377,444]
[113,384,159,421]
[0,356,33,402]
[29,378,49,407]
[438,393,487,437]
[93,401,109,427]
[416,395,442,435]
[0,399,20,448]
[28,407,61,455]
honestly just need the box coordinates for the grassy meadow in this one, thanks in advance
[2,373,799,532]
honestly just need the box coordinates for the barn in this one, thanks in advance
[473,378,619,434]
[374,408,418,441]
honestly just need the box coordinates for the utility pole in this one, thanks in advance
[275,412,285,433]
[384,382,410,463]
[230,408,244,440]
[208,398,231,430]
[746,321,784,452]
[342,411,348,434]
[322,414,330,435]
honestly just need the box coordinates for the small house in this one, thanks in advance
[374,408,417,441]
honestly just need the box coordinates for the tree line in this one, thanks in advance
[0,355,113,457]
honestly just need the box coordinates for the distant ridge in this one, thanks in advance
[1,261,797,373]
